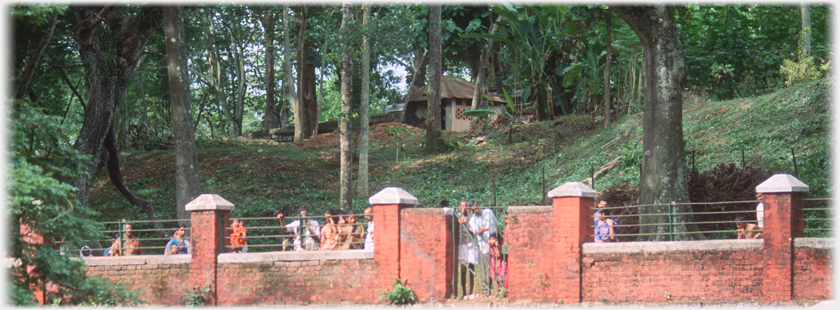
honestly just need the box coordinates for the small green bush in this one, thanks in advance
[378,278,416,305]
[780,56,821,86]
[183,282,212,307]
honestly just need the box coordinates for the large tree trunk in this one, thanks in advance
[284,5,302,142]
[425,4,442,153]
[357,4,371,198]
[164,6,200,224]
[263,10,278,132]
[612,5,702,241]
[469,15,503,128]
[603,12,612,126]
[299,40,319,138]
[71,5,160,209]
[231,20,247,137]
[339,3,354,210]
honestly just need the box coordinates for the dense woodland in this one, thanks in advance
[7,3,831,306]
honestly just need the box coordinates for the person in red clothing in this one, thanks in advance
[229,218,248,253]
[488,233,507,292]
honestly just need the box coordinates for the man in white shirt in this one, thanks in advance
[277,207,320,251]
[364,207,374,250]
[755,193,765,229]
[470,201,497,296]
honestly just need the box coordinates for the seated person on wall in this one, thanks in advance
[277,206,321,251]
[229,219,248,253]
[165,224,190,255]
[340,211,365,250]
[735,215,763,239]
[110,223,142,256]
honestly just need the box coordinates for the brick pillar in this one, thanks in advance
[186,194,234,306]
[756,174,808,303]
[369,187,417,299]
[399,208,454,300]
[547,182,598,304]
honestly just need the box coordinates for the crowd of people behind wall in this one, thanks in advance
[96,206,376,258]
[96,194,763,266]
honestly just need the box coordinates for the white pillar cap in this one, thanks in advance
[185,194,235,211]
[547,181,599,198]
[368,187,418,205]
[756,174,809,194]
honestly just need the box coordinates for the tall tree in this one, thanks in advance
[611,5,702,241]
[71,5,164,233]
[262,9,278,132]
[357,4,371,197]
[603,11,613,126]
[801,3,811,58]
[297,6,320,139]
[284,5,302,141]
[163,6,200,224]
[339,3,354,210]
[425,4,442,153]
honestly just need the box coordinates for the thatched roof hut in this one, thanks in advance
[404,75,506,131]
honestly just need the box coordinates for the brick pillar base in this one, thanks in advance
[756,174,808,303]
[548,182,597,304]
[186,194,234,306]
[369,187,417,301]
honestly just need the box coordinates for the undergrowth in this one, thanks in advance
[90,79,831,225]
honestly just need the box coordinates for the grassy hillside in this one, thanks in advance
[89,79,831,223]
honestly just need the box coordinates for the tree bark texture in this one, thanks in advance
[425,4,442,153]
[164,6,200,224]
[339,3,354,210]
[283,4,302,142]
[801,4,811,59]
[71,5,160,209]
[357,4,371,197]
[299,42,319,139]
[603,13,612,126]
[263,10,278,132]
[612,5,701,241]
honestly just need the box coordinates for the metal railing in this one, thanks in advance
[60,219,190,257]
[221,213,370,253]
[589,197,833,242]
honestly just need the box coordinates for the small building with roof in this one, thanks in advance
[403,75,506,131]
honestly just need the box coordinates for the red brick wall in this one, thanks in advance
[506,207,556,302]
[399,208,453,300]
[215,255,378,305]
[793,242,833,301]
[83,256,191,306]
[581,241,764,303]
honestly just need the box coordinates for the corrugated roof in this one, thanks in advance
[406,75,506,104]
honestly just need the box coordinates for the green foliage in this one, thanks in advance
[378,278,417,305]
[780,56,822,86]
[10,4,68,26]
[9,101,142,306]
[183,282,213,307]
